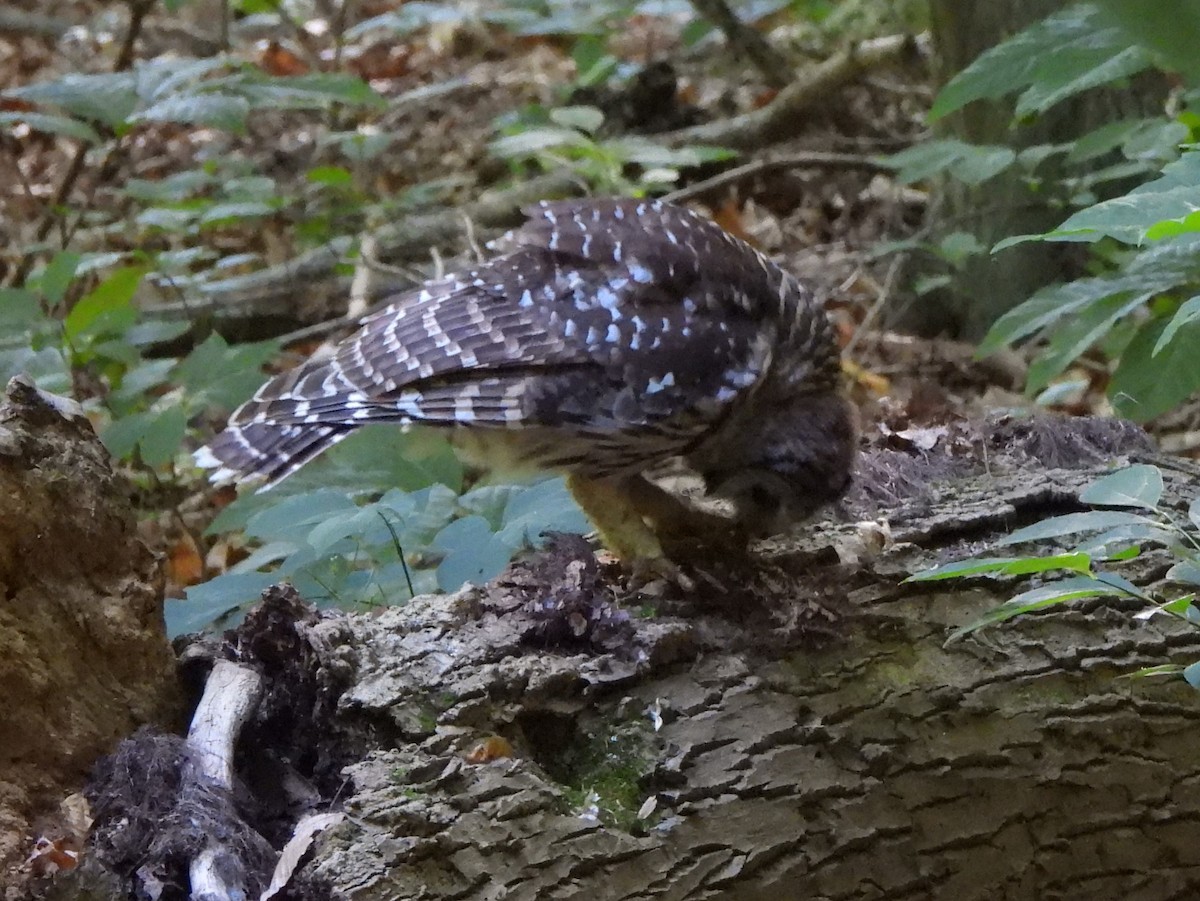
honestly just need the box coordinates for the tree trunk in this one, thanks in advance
[65,415,1200,901]
[900,0,1166,340]
[304,418,1200,900]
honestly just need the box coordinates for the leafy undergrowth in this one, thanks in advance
[909,464,1200,687]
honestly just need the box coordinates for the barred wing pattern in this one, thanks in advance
[197,198,842,494]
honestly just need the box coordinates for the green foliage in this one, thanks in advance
[891,1,1200,419]
[907,464,1200,682]
[491,105,735,195]
[169,463,589,637]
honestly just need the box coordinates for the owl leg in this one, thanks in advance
[566,473,669,563]
[618,476,736,542]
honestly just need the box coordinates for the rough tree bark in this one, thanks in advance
[0,376,180,899]
[65,414,1200,901]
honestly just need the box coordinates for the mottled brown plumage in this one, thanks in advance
[197,198,856,563]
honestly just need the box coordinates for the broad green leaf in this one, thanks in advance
[307,166,353,186]
[1048,152,1200,244]
[137,405,189,468]
[1067,118,1158,164]
[1079,464,1163,509]
[174,333,279,411]
[1094,0,1200,81]
[199,200,279,225]
[0,289,44,329]
[101,405,187,466]
[6,72,138,127]
[36,251,81,305]
[245,490,359,543]
[490,126,590,157]
[0,111,100,144]
[1184,661,1200,690]
[997,510,1159,545]
[1167,561,1200,586]
[1015,45,1150,118]
[1110,317,1200,421]
[905,553,1094,582]
[498,477,589,547]
[930,5,1138,121]
[980,235,1200,356]
[174,572,276,636]
[229,73,386,110]
[124,170,214,203]
[888,140,1014,186]
[280,426,465,497]
[133,93,250,131]
[432,515,516,591]
[1154,295,1200,355]
[63,266,146,341]
[1025,289,1149,392]
[550,105,605,134]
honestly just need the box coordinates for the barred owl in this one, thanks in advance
[196,199,856,567]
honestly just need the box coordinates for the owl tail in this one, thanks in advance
[194,420,354,492]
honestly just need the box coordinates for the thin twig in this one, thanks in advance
[664,151,890,204]
[687,0,792,87]
[846,251,907,355]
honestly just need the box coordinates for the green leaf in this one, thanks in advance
[930,5,1146,121]
[1184,661,1200,690]
[1079,464,1163,509]
[1110,316,1200,421]
[132,93,250,131]
[307,165,353,186]
[1154,295,1200,355]
[1124,663,1186,679]
[497,478,589,547]
[905,552,1094,582]
[245,489,359,543]
[63,266,145,341]
[1015,45,1149,118]
[36,251,81,305]
[0,111,100,144]
[199,200,279,226]
[1048,152,1200,244]
[1025,289,1149,392]
[1167,561,1200,586]
[1093,0,1200,81]
[888,139,1015,186]
[550,105,605,134]
[6,71,138,127]
[101,405,187,466]
[173,572,275,636]
[0,289,44,329]
[997,510,1160,545]
[432,515,517,591]
[138,405,189,468]
[174,333,279,411]
[230,72,386,110]
[280,426,464,496]
[1190,496,1200,530]
[980,235,1200,356]
[490,126,590,158]
[947,575,1129,642]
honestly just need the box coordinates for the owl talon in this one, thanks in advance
[629,555,696,594]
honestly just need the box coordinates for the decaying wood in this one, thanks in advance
[186,661,264,901]
[0,376,179,897]
[65,415,1200,900]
